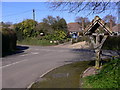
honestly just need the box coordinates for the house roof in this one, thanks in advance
[84,16,113,35]
[67,23,82,32]
[112,24,120,32]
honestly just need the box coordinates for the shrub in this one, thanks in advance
[102,36,120,50]
[43,30,67,43]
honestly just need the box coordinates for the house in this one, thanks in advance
[67,23,82,38]
[112,24,120,33]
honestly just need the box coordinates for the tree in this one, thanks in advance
[50,2,119,14]
[35,22,53,35]
[75,17,90,27]
[42,16,67,33]
[103,15,116,26]
[75,17,89,23]
[1,22,13,28]
[14,19,37,40]
[42,16,56,25]
[53,18,67,32]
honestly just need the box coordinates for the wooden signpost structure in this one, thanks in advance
[84,16,113,69]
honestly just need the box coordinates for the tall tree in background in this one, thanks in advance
[103,15,116,26]
[42,16,56,25]
[1,22,13,28]
[35,22,53,35]
[75,17,90,27]
[42,16,67,33]
[53,18,67,31]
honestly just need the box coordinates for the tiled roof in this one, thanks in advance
[67,23,82,32]
[112,24,120,32]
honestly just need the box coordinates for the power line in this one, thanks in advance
[2,9,32,18]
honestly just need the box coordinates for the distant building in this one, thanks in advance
[112,24,120,32]
[112,24,120,35]
[8,25,14,29]
[67,23,82,38]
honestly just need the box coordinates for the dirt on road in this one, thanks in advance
[54,41,89,49]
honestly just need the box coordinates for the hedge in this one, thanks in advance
[2,28,17,52]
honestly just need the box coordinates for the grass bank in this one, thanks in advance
[17,38,57,46]
[81,58,120,88]
[30,61,94,88]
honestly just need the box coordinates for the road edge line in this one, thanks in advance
[26,82,35,89]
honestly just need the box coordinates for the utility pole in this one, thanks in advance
[33,9,35,21]
[110,19,113,31]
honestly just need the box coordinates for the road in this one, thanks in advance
[2,45,118,88]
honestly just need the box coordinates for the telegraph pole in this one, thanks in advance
[33,9,35,21]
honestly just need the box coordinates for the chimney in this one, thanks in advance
[82,19,84,31]
[110,19,113,31]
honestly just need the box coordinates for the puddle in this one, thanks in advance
[52,73,69,78]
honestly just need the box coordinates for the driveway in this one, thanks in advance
[2,45,118,88]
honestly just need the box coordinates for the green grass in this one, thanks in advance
[30,61,94,88]
[81,58,120,88]
[17,37,56,46]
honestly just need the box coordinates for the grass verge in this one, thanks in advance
[81,58,120,88]
[17,38,57,46]
[30,60,94,88]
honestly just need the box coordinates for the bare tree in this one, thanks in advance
[75,17,90,29]
[75,17,90,23]
[50,1,119,15]
[103,15,116,26]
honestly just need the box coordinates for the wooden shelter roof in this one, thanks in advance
[84,16,113,35]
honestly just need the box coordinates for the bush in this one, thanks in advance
[2,28,17,52]
[43,30,67,43]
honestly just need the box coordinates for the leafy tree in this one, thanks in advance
[53,18,67,32]
[43,16,56,25]
[42,16,67,33]
[14,19,37,40]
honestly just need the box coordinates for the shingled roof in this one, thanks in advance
[112,24,120,32]
[84,16,113,35]
[67,23,82,32]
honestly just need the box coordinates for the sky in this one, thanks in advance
[1,2,120,24]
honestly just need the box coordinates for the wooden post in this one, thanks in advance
[95,35,101,69]
[110,19,113,30]
[95,49,101,69]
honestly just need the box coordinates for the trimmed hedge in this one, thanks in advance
[2,28,17,52]
[102,36,120,50]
